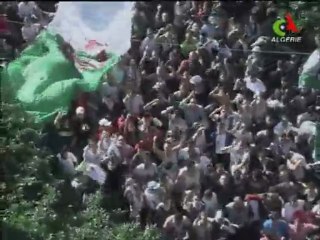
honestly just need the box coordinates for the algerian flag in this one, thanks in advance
[2,2,133,122]
[49,2,133,55]
[299,49,320,89]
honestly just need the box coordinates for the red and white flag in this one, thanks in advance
[73,40,109,72]
[85,40,107,54]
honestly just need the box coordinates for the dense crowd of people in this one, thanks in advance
[2,1,320,240]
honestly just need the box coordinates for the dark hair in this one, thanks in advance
[200,32,208,38]
[60,146,69,157]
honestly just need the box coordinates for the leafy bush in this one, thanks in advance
[2,100,160,240]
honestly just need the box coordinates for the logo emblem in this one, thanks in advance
[271,13,302,43]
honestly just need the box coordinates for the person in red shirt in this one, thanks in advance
[137,113,163,152]
[289,210,319,240]
[123,115,139,147]
[0,14,10,35]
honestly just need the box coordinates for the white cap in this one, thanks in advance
[98,118,112,127]
[147,181,160,190]
[75,106,85,115]
[190,75,203,84]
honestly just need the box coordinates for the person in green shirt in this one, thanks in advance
[180,32,198,58]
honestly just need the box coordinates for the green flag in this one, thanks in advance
[2,31,119,123]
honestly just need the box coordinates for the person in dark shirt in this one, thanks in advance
[70,106,94,159]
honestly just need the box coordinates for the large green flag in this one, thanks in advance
[2,31,119,123]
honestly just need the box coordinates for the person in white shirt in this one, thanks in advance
[98,129,115,154]
[18,1,39,19]
[281,196,305,223]
[84,163,106,185]
[251,94,267,124]
[57,148,78,176]
[21,17,40,43]
[123,90,144,116]
[244,75,266,95]
[192,125,207,152]
[286,151,308,181]
[83,140,103,166]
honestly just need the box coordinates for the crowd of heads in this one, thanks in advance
[2,1,320,240]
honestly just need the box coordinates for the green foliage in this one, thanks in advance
[2,99,161,240]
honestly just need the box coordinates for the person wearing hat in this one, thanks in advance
[141,180,165,226]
